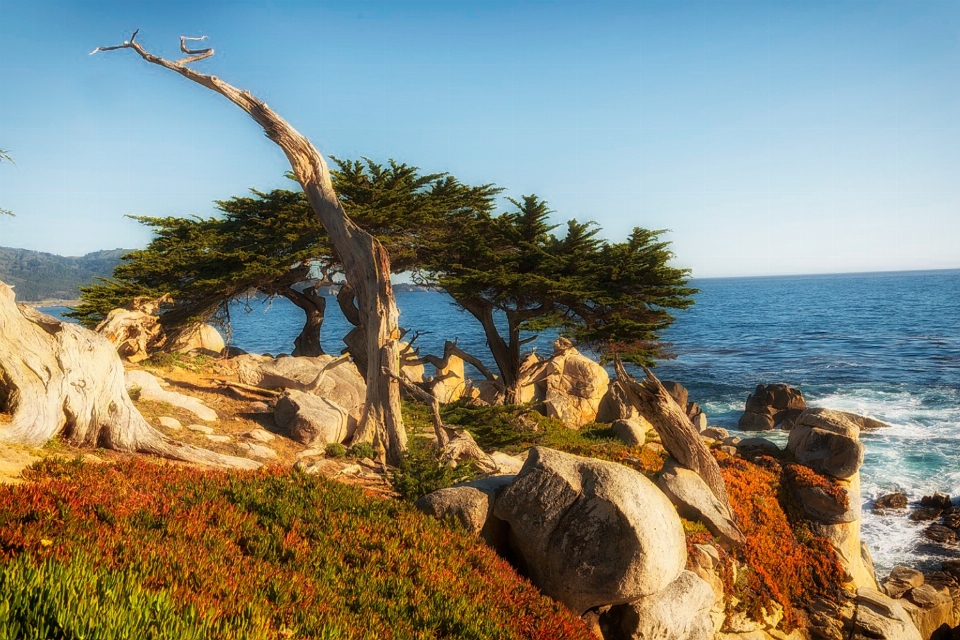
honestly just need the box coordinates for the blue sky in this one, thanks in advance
[1,0,958,277]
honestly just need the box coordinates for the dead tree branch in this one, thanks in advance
[93,31,406,464]
[614,356,734,512]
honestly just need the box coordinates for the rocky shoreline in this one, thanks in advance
[16,301,959,640]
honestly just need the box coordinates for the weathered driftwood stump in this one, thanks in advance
[0,281,257,469]
[614,358,739,525]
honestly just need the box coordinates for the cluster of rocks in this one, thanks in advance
[739,383,893,433]
[234,354,367,447]
[416,447,721,640]
[97,299,227,363]
[880,564,960,639]
[805,564,960,640]
[874,490,960,560]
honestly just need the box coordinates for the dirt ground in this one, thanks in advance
[0,358,398,496]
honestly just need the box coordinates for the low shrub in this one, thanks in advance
[717,452,845,629]
[324,442,346,458]
[389,437,477,502]
[0,458,592,640]
[347,441,375,460]
[439,403,663,477]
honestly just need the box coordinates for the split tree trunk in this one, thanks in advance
[336,283,369,377]
[0,282,257,469]
[285,285,326,357]
[459,298,522,404]
[94,33,405,463]
[614,357,736,513]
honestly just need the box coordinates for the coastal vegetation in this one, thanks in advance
[0,456,592,639]
[5,27,953,640]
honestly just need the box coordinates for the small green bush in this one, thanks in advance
[390,437,477,502]
[324,442,346,458]
[347,441,375,460]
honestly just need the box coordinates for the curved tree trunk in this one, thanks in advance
[285,286,326,357]
[94,33,405,464]
[459,298,519,403]
[336,283,368,378]
[0,282,257,469]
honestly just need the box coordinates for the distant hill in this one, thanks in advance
[0,246,130,302]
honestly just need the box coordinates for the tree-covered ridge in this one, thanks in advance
[0,247,130,302]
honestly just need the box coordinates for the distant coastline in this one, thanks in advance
[23,299,79,308]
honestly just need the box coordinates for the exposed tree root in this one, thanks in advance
[0,282,258,469]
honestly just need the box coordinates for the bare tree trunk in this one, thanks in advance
[614,357,734,511]
[0,282,257,469]
[94,33,405,464]
[285,285,326,357]
[336,283,368,377]
[459,298,521,403]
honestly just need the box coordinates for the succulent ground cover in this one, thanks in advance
[0,457,593,640]
[689,452,846,629]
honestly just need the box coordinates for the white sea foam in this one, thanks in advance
[814,389,960,574]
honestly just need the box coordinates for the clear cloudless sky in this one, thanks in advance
[1,0,958,277]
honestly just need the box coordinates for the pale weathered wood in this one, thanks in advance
[0,282,258,469]
[383,368,455,447]
[614,357,734,512]
[417,340,497,384]
[93,31,406,464]
[212,379,282,398]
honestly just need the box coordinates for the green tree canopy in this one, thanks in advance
[69,159,497,357]
[423,195,697,403]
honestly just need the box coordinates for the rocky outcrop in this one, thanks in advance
[170,323,225,355]
[739,384,806,431]
[611,418,647,447]
[661,381,689,409]
[878,566,960,639]
[431,351,467,404]
[787,409,864,479]
[787,408,875,591]
[398,341,425,384]
[604,570,715,640]
[96,304,165,363]
[657,457,745,547]
[414,475,514,552]
[596,379,642,423]
[852,588,923,640]
[874,492,908,513]
[236,354,366,424]
[536,340,610,428]
[492,447,686,614]
[273,389,352,446]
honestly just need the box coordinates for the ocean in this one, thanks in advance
[42,268,960,573]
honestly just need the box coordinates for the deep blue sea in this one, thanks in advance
[43,268,960,573]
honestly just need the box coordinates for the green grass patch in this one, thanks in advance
[0,458,592,640]
[438,402,664,478]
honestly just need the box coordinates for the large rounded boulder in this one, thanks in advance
[787,408,864,479]
[739,383,806,430]
[492,447,686,614]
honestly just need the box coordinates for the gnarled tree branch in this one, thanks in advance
[93,31,406,464]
